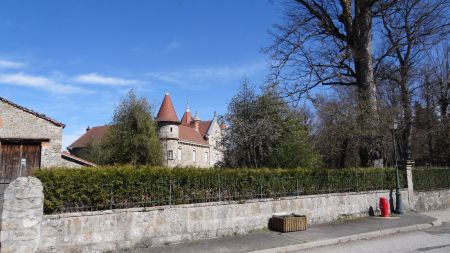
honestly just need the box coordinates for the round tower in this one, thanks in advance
[155,92,180,140]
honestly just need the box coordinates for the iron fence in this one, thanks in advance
[41,169,404,214]
[412,167,450,191]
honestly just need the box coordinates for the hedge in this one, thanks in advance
[33,166,405,214]
[412,167,450,191]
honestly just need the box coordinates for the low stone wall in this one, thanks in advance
[1,177,411,253]
[3,176,448,253]
[40,190,406,252]
[414,189,450,211]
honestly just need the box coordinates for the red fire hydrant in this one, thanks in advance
[379,197,390,217]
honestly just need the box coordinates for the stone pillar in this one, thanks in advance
[1,177,44,253]
[400,160,415,210]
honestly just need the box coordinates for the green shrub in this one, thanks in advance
[412,167,450,191]
[34,166,403,214]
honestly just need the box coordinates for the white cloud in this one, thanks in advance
[74,73,141,86]
[0,60,26,69]
[146,62,266,86]
[0,73,88,94]
[162,40,181,54]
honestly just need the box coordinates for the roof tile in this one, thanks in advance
[156,93,179,123]
[178,125,208,145]
[68,125,110,149]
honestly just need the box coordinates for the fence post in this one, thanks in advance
[1,177,44,253]
[447,167,450,189]
[356,173,359,192]
[259,175,263,199]
[169,178,172,206]
[327,170,330,194]
[403,160,415,210]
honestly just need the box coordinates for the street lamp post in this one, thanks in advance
[390,120,404,214]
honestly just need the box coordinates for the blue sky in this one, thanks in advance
[0,0,284,149]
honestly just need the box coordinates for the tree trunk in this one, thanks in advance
[399,67,413,160]
[353,2,380,167]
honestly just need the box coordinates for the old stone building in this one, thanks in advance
[156,92,225,167]
[0,97,94,181]
[69,92,225,168]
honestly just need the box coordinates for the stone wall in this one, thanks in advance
[414,189,450,212]
[2,176,448,253]
[37,190,408,252]
[0,101,61,168]
[1,177,43,253]
[1,177,413,253]
[0,100,78,168]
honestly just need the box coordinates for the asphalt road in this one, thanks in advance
[301,222,450,253]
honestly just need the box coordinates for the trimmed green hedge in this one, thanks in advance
[412,167,450,191]
[34,166,404,214]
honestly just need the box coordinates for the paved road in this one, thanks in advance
[302,222,450,253]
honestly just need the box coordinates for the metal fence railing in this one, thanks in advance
[412,167,450,191]
[41,170,404,214]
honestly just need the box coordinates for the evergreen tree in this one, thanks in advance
[98,90,163,166]
[222,81,319,168]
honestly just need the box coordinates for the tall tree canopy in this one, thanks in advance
[266,0,387,166]
[98,90,163,166]
[222,81,319,168]
[266,0,449,166]
[378,0,449,160]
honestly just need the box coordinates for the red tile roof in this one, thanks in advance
[0,97,65,127]
[198,121,212,137]
[180,109,193,125]
[156,93,179,123]
[178,125,208,145]
[62,151,97,167]
[68,125,110,149]
[220,121,226,130]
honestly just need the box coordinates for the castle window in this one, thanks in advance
[204,152,208,163]
[192,150,196,162]
[177,148,182,161]
[167,150,173,160]
[170,127,173,132]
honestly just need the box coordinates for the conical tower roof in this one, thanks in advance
[156,92,179,123]
[180,105,193,125]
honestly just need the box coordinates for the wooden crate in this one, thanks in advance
[270,214,307,233]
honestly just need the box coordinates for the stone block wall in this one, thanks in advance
[38,190,408,252]
[0,102,63,168]
[414,189,450,211]
[1,177,43,253]
[1,176,448,253]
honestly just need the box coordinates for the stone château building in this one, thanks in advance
[69,92,225,168]
[156,92,225,167]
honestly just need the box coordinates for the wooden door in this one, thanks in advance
[0,142,41,183]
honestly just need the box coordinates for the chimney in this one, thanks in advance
[193,112,200,131]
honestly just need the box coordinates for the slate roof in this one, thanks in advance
[0,96,65,127]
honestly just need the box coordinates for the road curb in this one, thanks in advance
[247,222,436,253]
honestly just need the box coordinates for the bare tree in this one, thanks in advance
[378,0,450,160]
[413,40,450,165]
[266,0,395,166]
[426,41,450,120]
